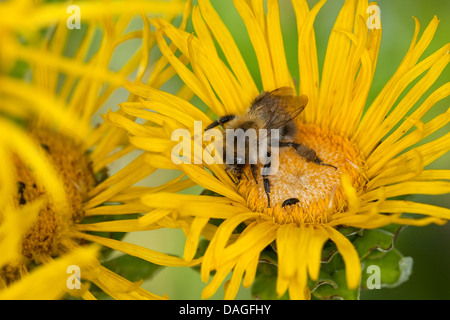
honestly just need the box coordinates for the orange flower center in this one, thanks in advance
[237,123,366,225]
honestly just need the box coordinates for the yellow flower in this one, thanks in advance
[0,0,198,299]
[0,134,99,300]
[112,0,449,299]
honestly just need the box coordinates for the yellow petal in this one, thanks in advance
[84,203,151,217]
[325,225,361,289]
[142,193,247,219]
[104,110,163,138]
[242,254,259,288]
[75,232,200,267]
[76,219,159,233]
[329,211,446,229]
[129,136,173,153]
[307,226,329,281]
[363,181,450,202]
[233,0,275,91]
[144,153,178,170]
[288,278,311,300]
[89,265,167,300]
[415,170,450,181]
[224,248,260,300]
[377,200,450,220]
[186,17,227,115]
[155,28,215,108]
[220,221,277,266]
[0,77,91,142]
[0,145,15,208]
[266,0,293,88]
[0,1,185,31]
[86,154,156,209]
[201,212,259,282]
[139,209,173,227]
[179,164,245,204]
[126,82,211,124]
[0,246,99,300]
[0,201,43,268]
[198,0,259,100]
[367,149,424,189]
[201,261,234,299]
[396,132,450,168]
[189,7,249,113]
[341,172,361,214]
[293,0,324,122]
[184,216,210,261]
[364,44,449,156]
[370,82,450,164]
[318,0,357,124]
[276,224,300,283]
[355,16,443,153]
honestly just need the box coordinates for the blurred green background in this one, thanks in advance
[113,0,449,300]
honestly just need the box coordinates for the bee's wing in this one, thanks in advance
[250,87,309,144]
[269,86,295,98]
[266,87,308,127]
[269,87,307,116]
[288,94,308,120]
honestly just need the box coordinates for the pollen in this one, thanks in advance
[12,128,96,263]
[237,123,366,225]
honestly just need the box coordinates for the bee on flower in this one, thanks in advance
[110,0,450,299]
[0,0,197,299]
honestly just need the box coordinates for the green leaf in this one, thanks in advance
[350,224,404,260]
[312,269,359,300]
[251,262,289,300]
[361,248,413,290]
[102,254,164,283]
[313,224,408,299]
[379,223,404,235]
[259,246,278,265]
[352,229,396,259]
[201,189,224,197]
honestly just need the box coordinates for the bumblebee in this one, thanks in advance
[206,87,336,207]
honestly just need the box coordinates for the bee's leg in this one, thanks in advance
[205,115,236,131]
[314,157,337,169]
[225,167,239,185]
[262,153,272,208]
[279,142,337,169]
[241,170,250,182]
[282,198,300,207]
[263,177,271,208]
[250,164,258,184]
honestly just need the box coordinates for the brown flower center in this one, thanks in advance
[13,128,96,262]
[237,123,366,225]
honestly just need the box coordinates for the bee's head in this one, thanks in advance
[224,162,246,182]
